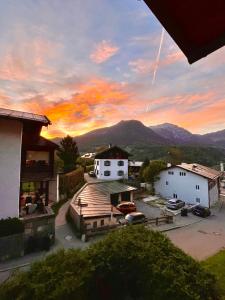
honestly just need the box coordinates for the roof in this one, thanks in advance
[144,0,225,63]
[172,163,222,180]
[70,181,137,219]
[27,136,58,149]
[0,107,51,125]
[95,145,131,159]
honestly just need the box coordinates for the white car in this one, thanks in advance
[166,199,185,210]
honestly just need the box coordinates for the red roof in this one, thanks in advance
[144,0,225,63]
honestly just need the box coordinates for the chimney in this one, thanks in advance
[220,162,224,172]
[167,163,172,167]
[108,143,112,148]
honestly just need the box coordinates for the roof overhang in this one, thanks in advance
[144,0,225,63]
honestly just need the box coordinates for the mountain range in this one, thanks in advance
[52,120,225,151]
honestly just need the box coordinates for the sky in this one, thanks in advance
[0,0,225,138]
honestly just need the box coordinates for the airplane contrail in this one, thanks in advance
[152,27,165,85]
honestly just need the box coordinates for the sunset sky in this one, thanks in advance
[0,0,225,138]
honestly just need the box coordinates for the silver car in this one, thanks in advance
[166,199,185,210]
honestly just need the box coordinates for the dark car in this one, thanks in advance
[166,199,185,210]
[88,171,96,177]
[122,212,147,225]
[116,202,136,215]
[192,205,211,218]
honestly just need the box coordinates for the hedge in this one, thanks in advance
[0,218,24,238]
[0,226,220,300]
[59,167,84,198]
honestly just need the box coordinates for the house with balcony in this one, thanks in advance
[0,107,58,220]
[94,145,130,180]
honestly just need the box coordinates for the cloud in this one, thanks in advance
[129,50,185,75]
[90,40,119,64]
[0,37,61,81]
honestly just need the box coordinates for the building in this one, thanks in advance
[0,107,58,219]
[155,163,222,208]
[129,161,143,178]
[94,145,130,180]
[69,181,137,231]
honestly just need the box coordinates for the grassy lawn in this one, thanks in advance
[202,249,225,299]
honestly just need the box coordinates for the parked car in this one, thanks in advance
[166,199,185,210]
[88,171,96,177]
[192,205,211,218]
[116,202,136,215]
[119,212,147,225]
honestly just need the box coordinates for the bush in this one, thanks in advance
[86,165,94,172]
[0,226,220,300]
[0,218,24,237]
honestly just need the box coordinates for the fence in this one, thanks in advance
[146,215,173,226]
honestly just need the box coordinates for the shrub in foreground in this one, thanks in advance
[0,226,220,300]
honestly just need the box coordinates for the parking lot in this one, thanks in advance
[134,194,225,260]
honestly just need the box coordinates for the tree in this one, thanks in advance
[167,147,184,165]
[57,135,79,173]
[139,157,150,181]
[143,160,166,194]
[0,226,220,300]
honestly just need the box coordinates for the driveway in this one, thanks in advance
[166,197,225,261]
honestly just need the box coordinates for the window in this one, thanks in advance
[166,181,169,185]
[168,171,174,175]
[196,198,200,203]
[118,170,124,176]
[100,219,104,226]
[96,170,99,175]
[179,172,186,176]
[104,170,111,176]
[93,221,97,229]
[118,160,124,166]
[96,160,99,165]
[104,160,111,166]
[173,193,178,199]
[196,185,200,190]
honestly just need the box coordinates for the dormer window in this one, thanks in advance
[118,160,124,166]
[104,160,111,166]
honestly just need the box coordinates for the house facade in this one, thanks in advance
[155,163,222,208]
[0,108,58,219]
[94,146,130,180]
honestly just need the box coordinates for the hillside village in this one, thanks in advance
[1,107,225,270]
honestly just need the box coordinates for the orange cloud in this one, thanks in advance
[90,40,119,64]
[17,78,132,138]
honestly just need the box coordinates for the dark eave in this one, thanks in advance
[144,0,225,64]
[0,107,51,126]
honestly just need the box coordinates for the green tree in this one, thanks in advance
[167,147,184,165]
[139,157,150,181]
[57,135,79,173]
[143,160,166,194]
[0,226,220,300]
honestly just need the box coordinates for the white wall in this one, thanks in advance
[84,215,118,230]
[94,159,128,180]
[155,167,211,207]
[0,119,22,219]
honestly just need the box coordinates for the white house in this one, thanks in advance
[0,107,58,219]
[94,145,130,180]
[155,163,222,208]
